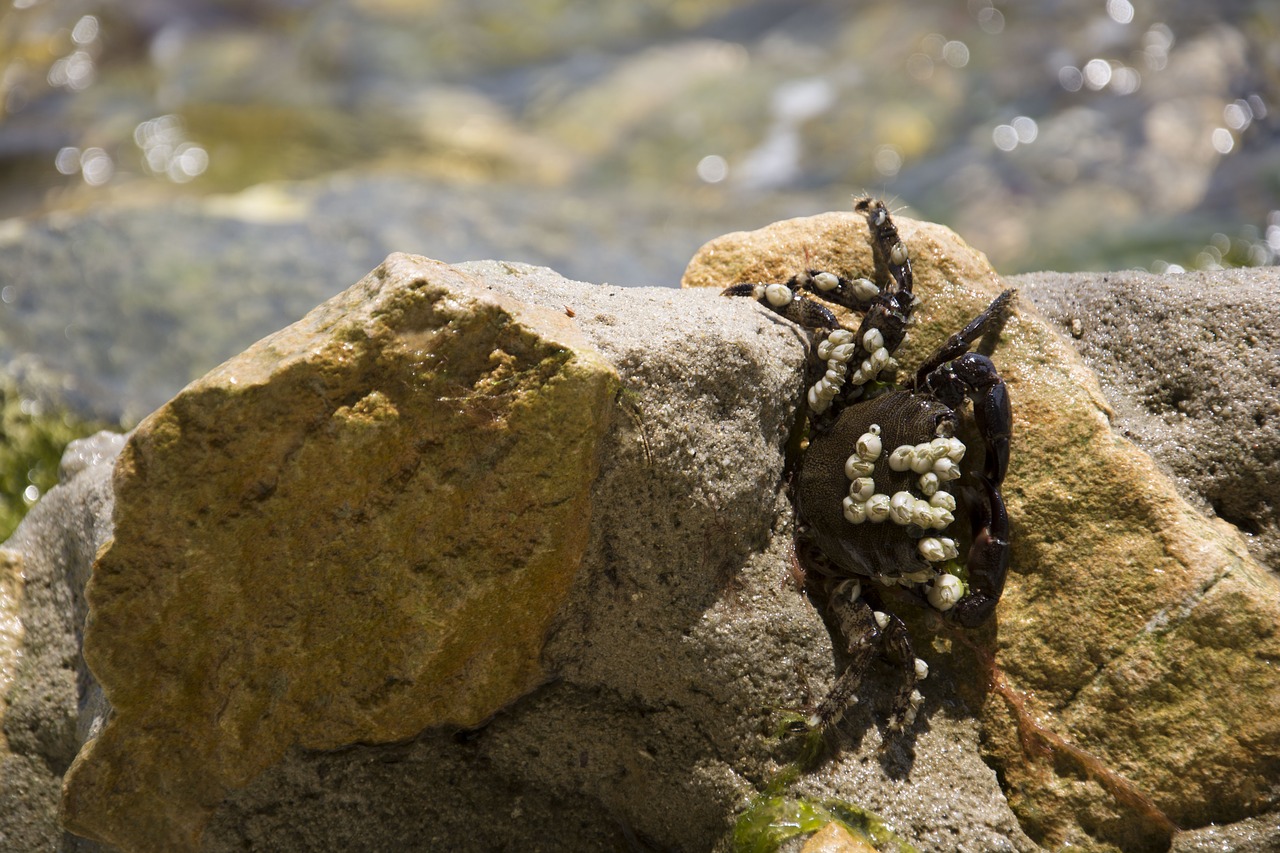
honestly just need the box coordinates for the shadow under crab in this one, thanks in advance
[724,198,1015,737]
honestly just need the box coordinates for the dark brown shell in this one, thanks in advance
[797,390,958,581]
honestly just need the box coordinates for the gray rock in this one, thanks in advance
[10,253,1280,851]
[1171,811,1280,853]
[0,431,122,852]
[1013,268,1280,574]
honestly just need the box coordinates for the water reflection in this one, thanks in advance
[134,115,209,183]
[0,0,1275,274]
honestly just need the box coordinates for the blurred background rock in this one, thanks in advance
[0,0,1277,535]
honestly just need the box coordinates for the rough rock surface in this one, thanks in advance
[1011,268,1280,575]
[0,431,122,852]
[198,259,1034,852]
[59,256,620,850]
[13,254,1037,851]
[682,211,1280,851]
[6,222,1278,851]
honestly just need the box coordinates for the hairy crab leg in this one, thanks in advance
[803,581,880,730]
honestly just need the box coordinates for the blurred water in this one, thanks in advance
[0,0,1278,419]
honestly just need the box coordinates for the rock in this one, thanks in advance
[60,255,619,850]
[801,821,880,853]
[14,224,1279,850]
[1170,811,1280,853]
[682,210,1280,851]
[0,176,753,424]
[11,252,1037,851]
[197,259,1030,853]
[1011,268,1280,574]
[0,430,122,851]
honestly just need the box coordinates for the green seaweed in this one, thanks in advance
[732,793,919,853]
[0,376,112,540]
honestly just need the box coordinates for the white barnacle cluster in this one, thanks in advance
[807,328,857,413]
[810,269,879,301]
[808,326,899,415]
[841,425,963,543]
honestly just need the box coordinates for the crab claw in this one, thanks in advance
[948,475,1009,628]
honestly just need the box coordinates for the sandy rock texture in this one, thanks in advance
[60,256,620,850]
[198,259,1033,852]
[683,210,1280,851]
[1011,268,1280,575]
[9,253,1036,852]
[6,218,1278,851]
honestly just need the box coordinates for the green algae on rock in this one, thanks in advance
[61,254,619,851]
[683,211,1280,851]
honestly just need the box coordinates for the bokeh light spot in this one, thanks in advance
[1106,0,1135,24]
[696,154,728,183]
[1211,128,1235,154]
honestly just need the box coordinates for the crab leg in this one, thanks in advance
[949,475,1010,628]
[919,351,1010,485]
[914,289,1015,387]
[805,586,880,730]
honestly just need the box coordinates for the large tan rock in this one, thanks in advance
[683,211,1280,851]
[60,255,619,850]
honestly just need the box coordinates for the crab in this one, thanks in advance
[723,198,1014,734]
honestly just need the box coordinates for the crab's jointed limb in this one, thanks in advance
[915,291,1015,628]
[722,198,918,425]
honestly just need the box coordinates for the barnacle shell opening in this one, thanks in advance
[927,573,965,611]
[844,456,874,479]
[917,537,959,562]
[765,284,793,307]
[855,429,882,461]
[852,277,879,301]
[849,477,876,502]
[865,493,891,522]
[842,496,867,524]
[814,271,840,291]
